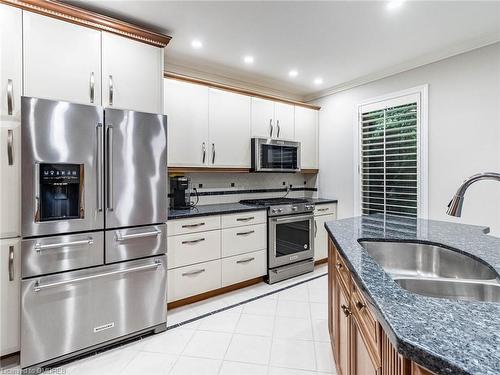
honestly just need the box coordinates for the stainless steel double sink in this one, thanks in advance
[359,241,500,303]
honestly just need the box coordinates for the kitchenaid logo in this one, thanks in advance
[290,255,299,261]
[93,322,115,333]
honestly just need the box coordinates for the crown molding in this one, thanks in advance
[1,0,171,47]
[304,34,500,103]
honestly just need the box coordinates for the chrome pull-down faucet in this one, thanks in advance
[447,172,500,217]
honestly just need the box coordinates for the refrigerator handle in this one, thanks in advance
[107,125,114,211]
[96,123,103,212]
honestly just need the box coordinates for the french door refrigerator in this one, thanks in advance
[20,97,168,369]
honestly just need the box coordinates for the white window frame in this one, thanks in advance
[353,85,429,219]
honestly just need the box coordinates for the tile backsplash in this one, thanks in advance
[169,172,318,206]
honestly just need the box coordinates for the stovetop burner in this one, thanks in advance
[239,197,309,206]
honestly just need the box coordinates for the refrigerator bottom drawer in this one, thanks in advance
[21,256,167,368]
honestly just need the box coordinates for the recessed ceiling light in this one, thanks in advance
[191,39,203,49]
[243,55,254,64]
[314,77,323,85]
[289,70,298,78]
[386,0,404,10]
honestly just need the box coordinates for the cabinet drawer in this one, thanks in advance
[351,278,380,358]
[168,215,220,236]
[335,249,350,293]
[221,210,266,228]
[167,230,221,269]
[222,250,266,287]
[314,203,337,217]
[167,259,221,302]
[222,223,266,257]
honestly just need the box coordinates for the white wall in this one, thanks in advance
[316,43,500,234]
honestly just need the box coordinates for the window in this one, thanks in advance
[355,86,428,218]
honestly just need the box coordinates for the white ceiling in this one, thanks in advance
[67,1,500,100]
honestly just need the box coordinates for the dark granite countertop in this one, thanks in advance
[168,202,267,220]
[325,215,500,375]
[168,197,337,220]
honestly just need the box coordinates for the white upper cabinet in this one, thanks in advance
[209,88,251,168]
[251,97,294,139]
[274,102,294,139]
[102,32,163,113]
[165,78,209,167]
[295,106,318,169]
[23,12,101,105]
[251,97,275,138]
[0,4,22,121]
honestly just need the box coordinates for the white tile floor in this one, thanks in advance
[5,265,336,375]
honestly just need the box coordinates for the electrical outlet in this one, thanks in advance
[231,182,235,187]
[198,183,203,188]
[282,181,286,186]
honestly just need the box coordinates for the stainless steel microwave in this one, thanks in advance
[251,138,301,172]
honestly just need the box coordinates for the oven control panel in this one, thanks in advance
[269,203,315,216]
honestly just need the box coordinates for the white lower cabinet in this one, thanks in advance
[313,203,337,261]
[0,237,20,356]
[167,230,221,269]
[222,249,266,287]
[167,211,267,303]
[167,259,221,303]
[222,223,266,257]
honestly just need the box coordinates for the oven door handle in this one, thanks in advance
[271,214,314,223]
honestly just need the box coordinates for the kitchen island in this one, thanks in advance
[325,215,500,375]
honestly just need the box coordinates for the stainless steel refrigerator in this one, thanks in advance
[20,97,168,369]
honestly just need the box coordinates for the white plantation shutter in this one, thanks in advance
[359,93,422,218]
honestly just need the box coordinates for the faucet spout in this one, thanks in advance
[447,172,500,217]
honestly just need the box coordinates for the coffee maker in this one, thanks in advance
[170,176,192,209]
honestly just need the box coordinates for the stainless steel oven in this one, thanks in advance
[251,138,300,172]
[269,213,314,269]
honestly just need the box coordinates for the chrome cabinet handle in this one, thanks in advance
[116,230,161,241]
[7,79,13,115]
[317,207,330,212]
[236,216,254,222]
[107,125,114,211]
[90,72,95,104]
[34,261,161,292]
[277,120,280,138]
[181,238,205,245]
[355,300,366,311]
[202,142,206,163]
[211,143,216,164]
[269,119,273,137]
[314,220,318,237]
[236,230,255,236]
[8,246,14,281]
[7,129,14,166]
[182,222,205,228]
[35,238,94,253]
[109,75,114,106]
[182,268,205,277]
[236,257,255,264]
[96,123,103,211]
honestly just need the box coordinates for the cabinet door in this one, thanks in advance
[102,32,163,113]
[251,97,274,138]
[208,88,251,168]
[314,214,335,261]
[295,106,318,169]
[0,238,20,356]
[0,4,22,121]
[335,280,350,375]
[165,79,209,167]
[0,121,21,238]
[274,102,294,140]
[23,12,101,105]
[351,316,380,375]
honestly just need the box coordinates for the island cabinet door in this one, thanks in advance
[335,279,351,375]
[351,314,381,375]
